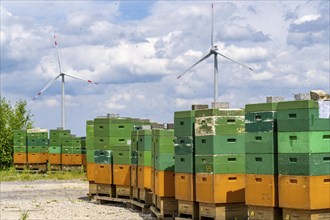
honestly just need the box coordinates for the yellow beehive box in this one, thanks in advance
[196,173,245,203]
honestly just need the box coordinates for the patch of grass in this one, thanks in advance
[0,166,87,182]
[20,210,29,220]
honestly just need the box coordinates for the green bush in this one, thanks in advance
[0,98,33,169]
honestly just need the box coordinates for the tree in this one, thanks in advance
[0,98,34,169]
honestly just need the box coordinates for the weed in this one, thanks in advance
[20,210,29,220]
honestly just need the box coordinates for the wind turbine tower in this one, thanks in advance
[178,3,254,104]
[33,35,98,129]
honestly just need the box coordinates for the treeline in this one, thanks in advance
[0,98,34,169]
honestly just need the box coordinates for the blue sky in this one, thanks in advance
[1,1,329,136]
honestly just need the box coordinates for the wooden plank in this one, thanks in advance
[96,184,116,197]
[139,188,153,205]
[129,200,151,214]
[94,195,130,205]
[177,200,199,220]
[199,203,247,220]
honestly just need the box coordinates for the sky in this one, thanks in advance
[1,1,329,136]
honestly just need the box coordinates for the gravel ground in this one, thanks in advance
[0,179,155,220]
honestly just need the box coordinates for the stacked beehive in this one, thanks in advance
[61,134,86,170]
[151,128,177,216]
[13,130,28,167]
[194,108,246,219]
[26,129,49,171]
[244,102,282,219]
[93,116,148,198]
[130,127,140,200]
[277,100,330,219]
[48,129,71,170]
[137,127,153,204]
[86,120,96,195]
[174,109,198,218]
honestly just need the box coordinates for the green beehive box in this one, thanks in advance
[174,110,196,118]
[245,103,278,113]
[131,130,139,151]
[153,136,174,146]
[245,153,278,175]
[14,139,27,146]
[195,154,245,174]
[152,129,174,137]
[49,139,60,146]
[154,141,175,154]
[86,150,95,162]
[245,111,277,123]
[27,138,48,147]
[86,139,94,149]
[94,136,131,150]
[174,136,194,146]
[28,146,48,153]
[195,108,245,117]
[60,137,73,146]
[86,120,94,126]
[14,130,27,139]
[245,121,277,132]
[13,146,27,153]
[72,146,86,154]
[48,146,61,154]
[138,151,152,166]
[277,100,318,110]
[154,152,175,171]
[278,153,330,176]
[94,117,135,124]
[94,123,135,137]
[138,130,152,151]
[278,131,330,153]
[112,144,131,151]
[195,134,245,155]
[245,132,278,154]
[62,146,73,154]
[278,119,330,132]
[195,116,245,136]
[94,150,112,164]
[277,108,319,120]
[174,145,194,155]
[131,150,138,165]
[175,154,195,173]
[27,131,48,139]
[72,138,81,147]
[113,150,131,165]
[174,110,195,137]
[50,129,71,139]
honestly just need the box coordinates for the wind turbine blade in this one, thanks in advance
[211,3,214,47]
[33,74,61,100]
[177,52,213,79]
[54,34,62,73]
[215,51,255,72]
[64,73,99,85]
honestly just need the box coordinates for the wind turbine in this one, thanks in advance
[177,3,254,104]
[33,35,98,129]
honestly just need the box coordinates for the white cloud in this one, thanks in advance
[294,14,320,24]
[1,1,329,136]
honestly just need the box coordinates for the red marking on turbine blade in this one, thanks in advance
[88,80,92,83]
[37,92,41,96]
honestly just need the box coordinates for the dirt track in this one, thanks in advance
[0,179,154,220]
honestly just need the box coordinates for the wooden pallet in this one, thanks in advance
[49,164,62,171]
[129,199,151,214]
[247,205,282,220]
[87,181,97,200]
[131,187,139,201]
[15,163,47,173]
[150,196,178,219]
[282,208,330,220]
[96,184,116,197]
[176,200,199,220]
[199,203,247,220]
[94,195,130,206]
[61,165,84,172]
[139,188,153,205]
[116,185,131,199]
